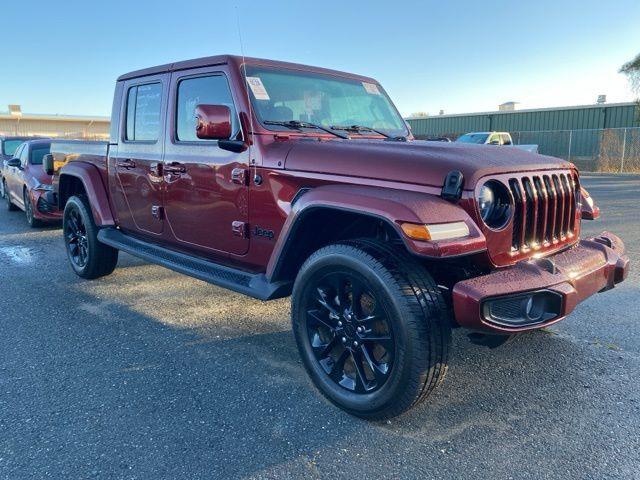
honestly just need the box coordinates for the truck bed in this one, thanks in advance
[50,139,109,173]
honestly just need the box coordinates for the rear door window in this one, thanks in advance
[125,83,162,141]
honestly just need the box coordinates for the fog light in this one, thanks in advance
[482,290,563,327]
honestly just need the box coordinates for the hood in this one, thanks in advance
[283,139,572,189]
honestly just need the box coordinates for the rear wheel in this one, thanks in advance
[5,181,17,211]
[292,239,451,420]
[63,195,118,279]
[24,189,42,228]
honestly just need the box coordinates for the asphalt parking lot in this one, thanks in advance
[0,174,639,480]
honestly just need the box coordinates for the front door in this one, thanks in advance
[5,143,27,206]
[109,75,168,237]
[162,68,249,257]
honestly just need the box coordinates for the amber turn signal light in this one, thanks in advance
[400,221,470,241]
[400,223,432,240]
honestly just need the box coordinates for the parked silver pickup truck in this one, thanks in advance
[456,131,538,153]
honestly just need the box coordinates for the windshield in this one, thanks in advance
[2,140,24,156]
[30,145,50,165]
[244,66,408,138]
[456,133,489,144]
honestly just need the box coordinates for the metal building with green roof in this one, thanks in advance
[405,102,640,172]
[405,102,638,138]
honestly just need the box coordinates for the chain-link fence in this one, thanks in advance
[512,127,640,173]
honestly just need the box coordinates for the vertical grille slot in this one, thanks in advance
[551,175,562,241]
[552,175,564,239]
[560,174,573,236]
[533,176,548,244]
[522,177,537,246]
[508,178,524,251]
[544,175,557,241]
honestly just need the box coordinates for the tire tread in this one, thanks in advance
[294,238,451,420]
[64,195,118,279]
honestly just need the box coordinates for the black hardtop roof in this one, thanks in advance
[117,54,377,83]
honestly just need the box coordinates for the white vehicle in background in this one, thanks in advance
[456,131,538,153]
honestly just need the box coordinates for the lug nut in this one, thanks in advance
[353,341,359,347]
[341,337,347,343]
[337,321,343,327]
[356,327,363,333]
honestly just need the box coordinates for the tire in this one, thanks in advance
[0,176,5,199]
[24,189,43,228]
[292,238,451,420]
[63,195,119,279]
[5,181,18,211]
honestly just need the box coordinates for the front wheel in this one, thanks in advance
[24,189,42,228]
[63,195,119,279]
[292,239,451,420]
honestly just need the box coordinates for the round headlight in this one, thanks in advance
[477,180,512,229]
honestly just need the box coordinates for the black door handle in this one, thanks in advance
[164,162,186,174]
[117,159,136,169]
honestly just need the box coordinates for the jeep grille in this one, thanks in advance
[508,172,580,252]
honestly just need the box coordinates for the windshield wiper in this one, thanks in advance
[330,124,407,141]
[263,120,350,139]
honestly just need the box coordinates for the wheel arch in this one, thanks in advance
[266,184,486,284]
[269,205,403,284]
[57,162,115,226]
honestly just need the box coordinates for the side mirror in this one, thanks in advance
[195,104,232,140]
[7,158,21,168]
[43,153,55,176]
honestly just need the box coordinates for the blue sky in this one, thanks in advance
[1,0,639,117]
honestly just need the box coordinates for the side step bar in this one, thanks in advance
[97,228,291,301]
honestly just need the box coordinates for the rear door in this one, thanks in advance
[162,67,250,257]
[109,75,168,237]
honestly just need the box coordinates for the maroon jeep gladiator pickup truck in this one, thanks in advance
[46,55,629,419]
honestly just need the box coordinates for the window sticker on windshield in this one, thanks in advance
[362,82,381,95]
[246,77,270,100]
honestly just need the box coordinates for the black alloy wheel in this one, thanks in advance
[304,271,395,394]
[292,239,452,420]
[65,203,89,268]
[62,195,119,279]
